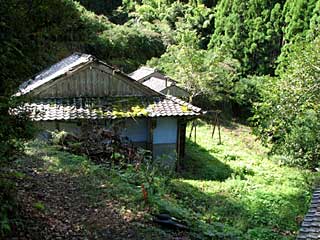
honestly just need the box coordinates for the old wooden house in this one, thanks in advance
[129,66,190,99]
[16,53,202,167]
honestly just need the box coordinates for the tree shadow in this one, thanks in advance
[220,119,240,130]
[165,179,308,239]
[179,139,233,181]
[164,180,246,239]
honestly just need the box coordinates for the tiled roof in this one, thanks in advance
[16,53,93,96]
[14,96,202,121]
[297,187,320,239]
[143,77,173,92]
[128,66,156,80]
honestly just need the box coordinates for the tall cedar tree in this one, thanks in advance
[209,0,284,76]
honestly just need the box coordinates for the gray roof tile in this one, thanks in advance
[14,96,202,121]
[143,77,173,92]
[128,66,155,80]
[297,187,320,239]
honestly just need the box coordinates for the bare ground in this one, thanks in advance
[6,154,189,240]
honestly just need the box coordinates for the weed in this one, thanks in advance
[33,202,45,211]
[21,121,318,239]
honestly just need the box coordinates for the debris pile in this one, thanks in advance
[55,126,149,167]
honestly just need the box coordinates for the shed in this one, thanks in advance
[15,53,203,167]
[129,66,190,98]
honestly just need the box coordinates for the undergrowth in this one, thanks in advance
[19,121,319,239]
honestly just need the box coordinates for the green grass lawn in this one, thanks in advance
[172,122,316,239]
[14,121,318,239]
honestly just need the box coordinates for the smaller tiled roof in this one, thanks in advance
[14,96,202,121]
[129,66,156,81]
[297,187,320,239]
[143,77,173,92]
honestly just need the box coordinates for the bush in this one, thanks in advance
[281,109,320,169]
[0,177,16,237]
[252,38,320,169]
[233,75,266,116]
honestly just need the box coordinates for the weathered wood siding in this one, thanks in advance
[33,63,151,98]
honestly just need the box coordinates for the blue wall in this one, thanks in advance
[121,119,148,142]
[153,117,177,144]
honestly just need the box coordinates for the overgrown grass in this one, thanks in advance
[21,122,319,239]
[173,122,317,239]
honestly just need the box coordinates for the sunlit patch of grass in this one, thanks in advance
[21,122,320,239]
[173,121,317,239]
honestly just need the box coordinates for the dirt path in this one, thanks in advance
[8,159,141,239]
[6,150,190,240]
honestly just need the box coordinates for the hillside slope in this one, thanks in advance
[6,122,316,239]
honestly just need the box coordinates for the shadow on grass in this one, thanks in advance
[165,179,308,240]
[179,139,233,181]
[18,141,309,240]
[161,180,249,239]
[220,119,240,130]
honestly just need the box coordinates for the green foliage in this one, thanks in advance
[233,75,270,116]
[252,38,320,169]
[20,121,316,239]
[78,0,122,19]
[33,202,45,211]
[0,0,166,92]
[307,1,320,40]
[0,176,16,237]
[90,24,165,72]
[209,0,284,76]
[0,98,35,162]
[282,0,317,44]
[148,38,239,105]
[0,99,34,237]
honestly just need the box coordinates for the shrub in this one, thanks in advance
[252,38,320,169]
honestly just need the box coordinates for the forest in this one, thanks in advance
[1,0,320,239]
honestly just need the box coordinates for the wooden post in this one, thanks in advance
[189,121,195,139]
[211,115,217,139]
[147,119,156,158]
[176,119,187,171]
[176,120,181,171]
[209,111,222,144]
[217,113,222,145]
[194,121,197,144]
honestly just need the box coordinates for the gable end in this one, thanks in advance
[30,62,159,98]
